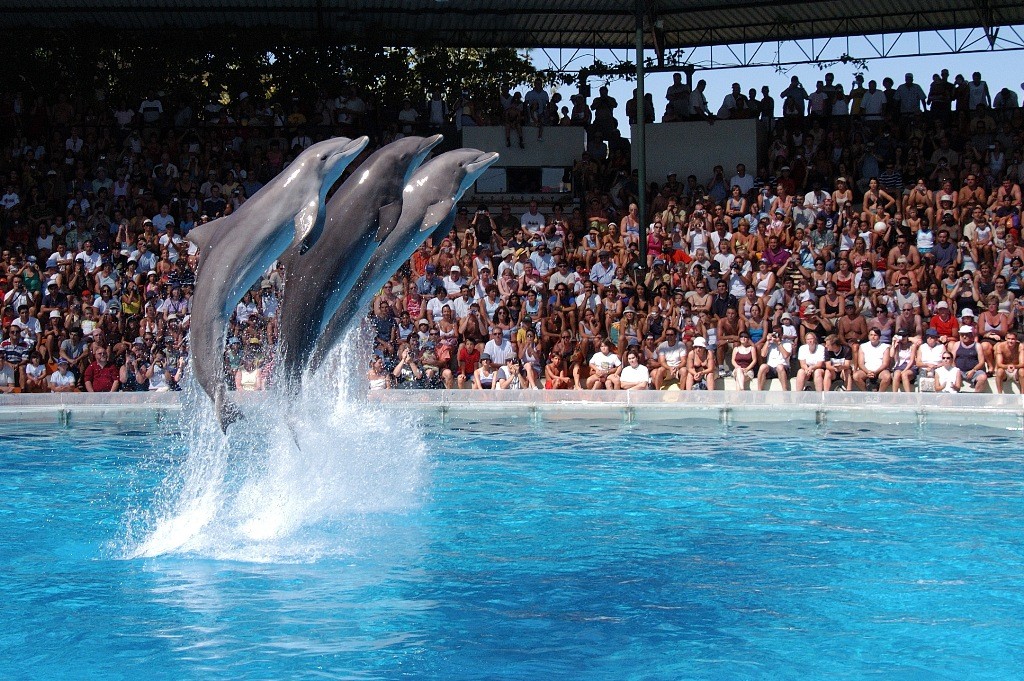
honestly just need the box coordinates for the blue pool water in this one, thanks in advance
[1,413,1023,679]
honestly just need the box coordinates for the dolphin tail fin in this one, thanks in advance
[374,200,404,242]
[214,384,243,433]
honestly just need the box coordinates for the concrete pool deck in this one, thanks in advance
[0,390,1022,431]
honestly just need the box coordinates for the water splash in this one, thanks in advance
[122,329,427,563]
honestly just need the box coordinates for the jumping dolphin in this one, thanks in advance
[308,149,499,372]
[186,136,368,432]
[276,135,443,384]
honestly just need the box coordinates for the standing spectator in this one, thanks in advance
[523,78,549,141]
[967,72,991,111]
[895,73,927,116]
[138,92,163,125]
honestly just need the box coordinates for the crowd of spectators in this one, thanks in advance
[2,68,1024,396]
[366,70,1024,394]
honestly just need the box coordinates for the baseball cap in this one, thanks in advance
[49,310,61,319]
[935,301,949,309]
[692,337,707,348]
[425,264,435,271]
[958,325,974,334]
[924,328,939,338]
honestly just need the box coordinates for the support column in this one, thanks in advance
[635,2,648,270]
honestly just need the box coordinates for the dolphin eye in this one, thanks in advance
[321,155,328,161]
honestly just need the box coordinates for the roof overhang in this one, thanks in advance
[2,1,1023,49]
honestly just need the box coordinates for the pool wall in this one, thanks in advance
[1,391,1021,431]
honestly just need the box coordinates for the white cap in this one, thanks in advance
[958,325,974,334]
[960,308,975,317]
[692,337,707,348]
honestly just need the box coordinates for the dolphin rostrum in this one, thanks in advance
[308,149,499,373]
[186,136,368,432]
[276,135,443,385]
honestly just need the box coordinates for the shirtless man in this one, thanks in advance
[837,304,869,345]
[957,173,987,214]
[994,330,1024,393]
[886,234,921,269]
[715,307,743,372]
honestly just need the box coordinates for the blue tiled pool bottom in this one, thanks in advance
[1,419,1022,679]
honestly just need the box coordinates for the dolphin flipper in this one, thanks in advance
[185,219,223,251]
[214,384,244,433]
[420,200,455,233]
[374,200,404,242]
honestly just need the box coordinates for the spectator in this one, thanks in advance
[84,346,119,392]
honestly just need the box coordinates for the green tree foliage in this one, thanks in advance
[0,35,536,111]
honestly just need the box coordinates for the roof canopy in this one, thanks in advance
[2,0,1023,49]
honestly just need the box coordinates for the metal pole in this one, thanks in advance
[635,3,648,271]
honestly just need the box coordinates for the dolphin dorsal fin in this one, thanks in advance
[185,219,222,251]
[374,200,404,242]
[419,199,455,233]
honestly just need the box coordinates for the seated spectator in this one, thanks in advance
[23,351,48,393]
[948,325,989,392]
[473,353,499,389]
[730,331,757,390]
[686,336,715,390]
[0,356,20,393]
[757,330,792,390]
[854,328,892,391]
[48,358,78,393]
[586,339,621,390]
[367,356,390,390]
[83,346,120,392]
[496,356,527,390]
[890,335,919,392]
[795,332,826,391]
[618,348,650,390]
[935,351,963,392]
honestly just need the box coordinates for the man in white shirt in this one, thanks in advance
[729,163,754,195]
[151,205,175,232]
[618,347,650,390]
[653,327,687,389]
[895,73,927,115]
[1,185,21,210]
[76,241,102,273]
[803,182,830,212]
[443,265,467,295]
[520,201,546,234]
[483,328,514,365]
[10,306,42,344]
[450,285,476,319]
[158,224,185,263]
[860,80,887,122]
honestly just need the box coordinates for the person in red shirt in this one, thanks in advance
[928,300,959,343]
[455,336,481,389]
[84,347,120,392]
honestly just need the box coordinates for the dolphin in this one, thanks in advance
[186,136,368,432]
[308,149,499,373]
[276,135,443,385]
